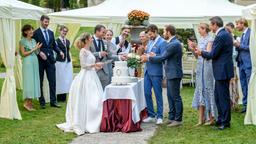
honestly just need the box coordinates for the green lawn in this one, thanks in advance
[0,79,76,144]
[149,87,256,144]
[0,81,255,144]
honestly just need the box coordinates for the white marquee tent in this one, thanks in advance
[0,0,48,120]
[49,0,245,29]
[243,3,256,125]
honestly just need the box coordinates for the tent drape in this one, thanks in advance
[108,23,123,37]
[244,19,256,125]
[0,0,47,120]
[65,23,81,45]
[0,18,21,120]
[14,20,22,90]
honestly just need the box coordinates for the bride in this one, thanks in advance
[57,32,104,135]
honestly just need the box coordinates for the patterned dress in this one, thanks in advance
[192,35,217,119]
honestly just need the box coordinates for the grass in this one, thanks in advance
[1,81,255,144]
[0,79,76,144]
[149,87,256,144]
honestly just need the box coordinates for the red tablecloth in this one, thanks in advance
[100,99,147,133]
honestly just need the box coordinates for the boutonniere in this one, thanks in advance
[104,44,107,51]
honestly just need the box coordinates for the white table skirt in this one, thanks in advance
[103,79,146,123]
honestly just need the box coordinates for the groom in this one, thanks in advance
[145,25,183,127]
[90,24,126,89]
[141,24,167,125]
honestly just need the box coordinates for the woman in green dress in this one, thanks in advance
[19,24,42,111]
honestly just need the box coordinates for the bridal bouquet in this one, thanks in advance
[126,10,150,26]
[127,53,141,69]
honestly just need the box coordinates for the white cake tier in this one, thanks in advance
[113,67,129,77]
[114,61,128,67]
[111,76,133,85]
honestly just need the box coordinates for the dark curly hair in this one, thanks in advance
[22,24,33,37]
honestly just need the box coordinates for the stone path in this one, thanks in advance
[71,88,168,144]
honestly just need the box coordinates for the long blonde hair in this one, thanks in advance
[75,32,91,49]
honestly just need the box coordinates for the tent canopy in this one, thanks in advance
[242,3,256,19]
[49,0,245,28]
[0,0,48,20]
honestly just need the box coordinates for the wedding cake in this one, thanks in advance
[111,61,134,85]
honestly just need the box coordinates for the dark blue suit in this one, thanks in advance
[149,37,183,121]
[236,28,252,107]
[201,28,234,126]
[144,36,167,119]
[33,28,61,106]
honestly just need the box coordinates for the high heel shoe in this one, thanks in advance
[24,104,32,111]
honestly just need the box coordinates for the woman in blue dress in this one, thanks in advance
[19,24,42,111]
[188,23,217,126]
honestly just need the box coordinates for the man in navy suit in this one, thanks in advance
[195,16,234,130]
[141,24,167,124]
[33,15,64,109]
[234,18,252,113]
[148,25,183,127]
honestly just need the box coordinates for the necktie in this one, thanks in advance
[241,33,245,43]
[97,39,101,51]
[44,30,49,45]
[62,39,66,46]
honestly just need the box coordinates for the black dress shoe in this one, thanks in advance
[50,103,61,108]
[217,124,230,130]
[241,107,246,113]
[41,105,46,109]
[214,121,221,127]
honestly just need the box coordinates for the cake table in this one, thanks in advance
[100,79,147,132]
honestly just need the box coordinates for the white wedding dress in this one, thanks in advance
[57,48,103,135]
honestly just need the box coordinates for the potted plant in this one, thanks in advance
[127,53,141,76]
[127,10,150,26]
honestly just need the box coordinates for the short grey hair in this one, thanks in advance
[209,16,223,27]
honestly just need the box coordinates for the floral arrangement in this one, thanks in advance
[126,10,150,26]
[127,53,141,69]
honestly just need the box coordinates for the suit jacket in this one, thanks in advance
[55,38,71,62]
[236,28,251,69]
[149,37,183,79]
[202,28,234,80]
[145,36,167,76]
[90,37,119,75]
[33,28,61,64]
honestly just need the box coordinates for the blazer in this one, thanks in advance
[33,28,61,64]
[144,36,167,76]
[90,37,119,74]
[201,28,234,80]
[236,28,252,69]
[55,38,71,62]
[149,37,183,79]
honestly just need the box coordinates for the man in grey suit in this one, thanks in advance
[90,24,126,89]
